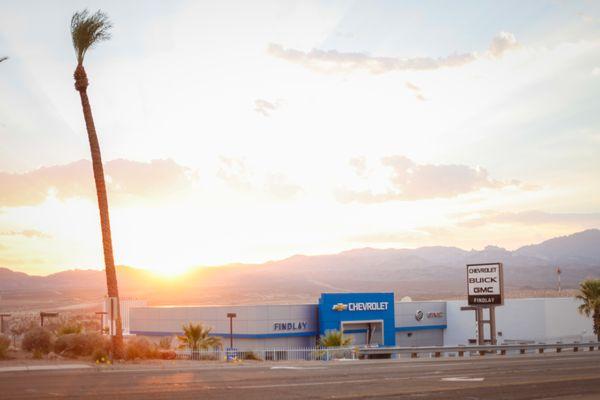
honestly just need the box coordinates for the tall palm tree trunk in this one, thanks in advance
[595,309,600,342]
[74,64,124,358]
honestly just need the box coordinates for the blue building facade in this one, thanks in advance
[318,292,396,346]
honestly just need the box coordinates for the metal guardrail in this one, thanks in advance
[359,342,600,357]
[172,342,599,361]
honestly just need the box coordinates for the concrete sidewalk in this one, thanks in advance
[0,364,91,373]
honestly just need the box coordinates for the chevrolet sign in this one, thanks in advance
[332,302,388,312]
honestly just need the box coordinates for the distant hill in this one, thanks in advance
[1,229,599,311]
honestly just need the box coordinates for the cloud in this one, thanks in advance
[218,157,302,200]
[578,12,598,23]
[459,210,600,228]
[405,81,426,101]
[268,32,519,74]
[348,157,367,177]
[337,155,518,203]
[217,157,253,191]
[488,31,519,58]
[264,174,303,200]
[0,229,51,239]
[405,82,420,92]
[254,99,282,117]
[0,159,196,207]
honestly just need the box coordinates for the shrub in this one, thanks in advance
[57,323,83,336]
[243,351,262,361]
[158,336,172,350]
[125,337,158,360]
[0,335,11,359]
[54,333,109,357]
[22,327,54,354]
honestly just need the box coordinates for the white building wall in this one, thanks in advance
[444,298,594,346]
[130,304,318,350]
[103,298,147,335]
[396,329,444,347]
[542,298,595,342]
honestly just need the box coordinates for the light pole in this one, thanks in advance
[227,313,236,349]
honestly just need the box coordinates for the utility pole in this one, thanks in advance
[557,267,562,293]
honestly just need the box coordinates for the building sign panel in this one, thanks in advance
[466,262,504,306]
[273,321,308,331]
[332,302,389,312]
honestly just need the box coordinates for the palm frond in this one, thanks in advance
[0,56,8,63]
[576,279,600,318]
[71,9,112,64]
[319,330,352,347]
[177,322,222,350]
[578,302,590,317]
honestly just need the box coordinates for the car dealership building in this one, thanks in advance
[123,292,595,349]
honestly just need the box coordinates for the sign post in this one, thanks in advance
[226,313,237,361]
[465,263,504,345]
[40,312,58,328]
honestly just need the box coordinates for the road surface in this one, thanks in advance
[2,351,600,399]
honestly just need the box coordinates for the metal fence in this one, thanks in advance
[175,346,358,361]
[173,341,599,362]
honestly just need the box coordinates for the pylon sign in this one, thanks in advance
[466,263,504,306]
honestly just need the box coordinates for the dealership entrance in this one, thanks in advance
[341,320,384,346]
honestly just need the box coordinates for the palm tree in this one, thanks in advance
[319,330,353,347]
[178,323,223,352]
[70,9,123,358]
[576,279,600,341]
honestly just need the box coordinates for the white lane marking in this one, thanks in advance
[0,364,91,373]
[442,377,484,382]
[270,366,326,370]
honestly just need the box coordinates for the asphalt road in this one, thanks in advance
[2,352,600,399]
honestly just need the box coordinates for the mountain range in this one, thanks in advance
[1,229,599,311]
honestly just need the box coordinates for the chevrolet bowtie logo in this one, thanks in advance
[332,303,348,311]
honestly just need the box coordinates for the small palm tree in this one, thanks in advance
[70,9,124,358]
[576,279,600,341]
[178,323,222,351]
[319,330,353,347]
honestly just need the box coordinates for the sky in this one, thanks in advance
[1,0,599,275]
